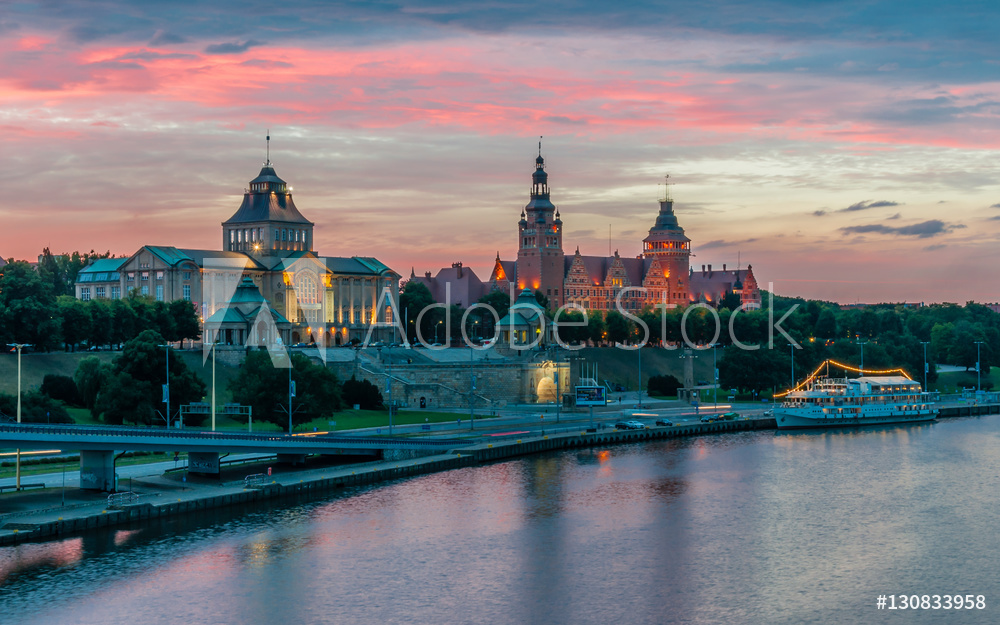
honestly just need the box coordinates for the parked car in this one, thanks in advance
[721,412,739,420]
[655,419,674,427]
[614,420,644,430]
[700,415,715,423]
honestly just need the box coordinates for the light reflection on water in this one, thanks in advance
[2,417,999,624]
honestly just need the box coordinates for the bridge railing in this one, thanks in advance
[244,473,268,488]
[0,423,471,449]
[107,491,141,509]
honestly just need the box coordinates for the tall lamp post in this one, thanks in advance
[712,343,719,412]
[790,343,795,388]
[637,345,642,409]
[856,339,867,374]
[975,341,984,392]
[921,341,930,392]
[158,343,171,427]
[7,343,32,490]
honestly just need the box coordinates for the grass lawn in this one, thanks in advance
[0,351,116,396]
[201,409,470,433]
[0,451,177,480]
[932,368,999,393]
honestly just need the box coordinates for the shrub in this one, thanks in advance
[647,374,682,397]
[40,374,81,406]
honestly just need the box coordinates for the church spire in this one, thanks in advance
[265,130,271,166]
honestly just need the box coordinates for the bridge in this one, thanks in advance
[0,423,469,491]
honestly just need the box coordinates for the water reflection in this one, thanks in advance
[1,416,998,625]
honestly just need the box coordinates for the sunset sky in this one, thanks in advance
[2,1,999,304]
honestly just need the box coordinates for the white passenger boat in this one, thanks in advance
[774,375,937,430]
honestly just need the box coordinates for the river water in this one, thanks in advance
[2,416,998,625]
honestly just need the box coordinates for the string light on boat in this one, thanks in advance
[774,359,913,398]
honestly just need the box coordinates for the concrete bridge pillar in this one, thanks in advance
[80,450,115,491]
[188,452,220,475]
[277,453,307,466]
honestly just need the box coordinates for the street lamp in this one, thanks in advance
[856,339,867,374]
[7,343,32,490]
[975,341,985,392]
[158,344,171,427]
[637,345,642,408]
[920,341,930,392]
[436,320,443,344]
[790,343,795,388]
[712,343,719,412]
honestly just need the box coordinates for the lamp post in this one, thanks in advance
[436,320,443,344]
[713,343,719,412]
[856,338,867,374]
[469,347,475,430]
[976,341,984,392]
[637,345,642,408]
[158,344,171,427]
[921,341,930,392]
[210,336,217,432]
[790,343,795,388]
[7,343,32,490]
[287,355,294,435]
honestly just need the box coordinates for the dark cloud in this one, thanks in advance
[989,215,1000,221]
[204,40,265,55]
[150,31,187,46]
[839,220,965,238]
[991,203,1000,209]
[698,238,757,250]
[887,212,901,220]
[116,50,197,61]
[841,199,901,212]
[924,244,946,251]
[812,209,827,216]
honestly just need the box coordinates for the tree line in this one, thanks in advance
[0,259,200,351]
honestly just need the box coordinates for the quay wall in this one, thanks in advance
[2,406,996,547]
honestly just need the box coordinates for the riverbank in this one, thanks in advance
[3,403,998,547]
[0,416,776,546]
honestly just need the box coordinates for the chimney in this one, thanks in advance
[723,263,726,271]
[702,264,706,274]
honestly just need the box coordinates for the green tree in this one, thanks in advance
[40,374,81,406]
[74,356,105,414]
[87,299,113,349]
[400,281,437,343]
[343,376,384,410]
[169,299,202,348]
[587,310,606,344]
[92,330,207,425]
[110,298,138,345]
[228,351,342,430]
[0,261,63,350]
[0,391,73,423]
[605,309,631,344]
[57,295,92,351]
[814,308,838,338]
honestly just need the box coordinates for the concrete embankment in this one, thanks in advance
[8,409,999,547]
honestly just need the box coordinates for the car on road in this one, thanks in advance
[655,419,674,427]
[721,412,739,420]
[700,415,716,423]
[614,420,645,430]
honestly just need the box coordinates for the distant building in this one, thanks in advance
[417,149,761,312]
[76,144,400,346]
[408,262,486,308]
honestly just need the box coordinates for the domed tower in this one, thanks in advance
[516,142,564,307]
[642,176,690,302]
[222,134,314,257]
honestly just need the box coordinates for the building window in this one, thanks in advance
[156,285,164,301]
[183,284,191,300]
[126,272,134,281]
[183,271,191,281]
[141,272,149,281]
[81,287,91,301]
[156,271,164,280]
[96,286,106,298]
[282,229,287,241]
[111,286,121,299]
[141,285,149,296]
[275,229,280,242]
